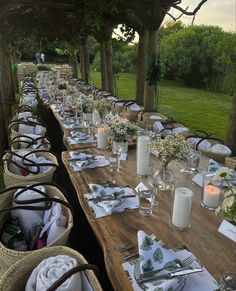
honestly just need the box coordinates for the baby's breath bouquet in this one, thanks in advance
[105,113,138,142]
[214,167,236,225]
[93,100,111,119]
[150,134,191,166]
[76,97,94,113]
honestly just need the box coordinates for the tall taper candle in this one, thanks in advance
[137,135,150,176]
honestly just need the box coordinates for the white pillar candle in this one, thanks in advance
[203,185,220,208]
[172,187,194,229]
[97,127,107,149]
[137,135,150,176]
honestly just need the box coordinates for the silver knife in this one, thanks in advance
[88,194,136,202]
[137,268,203,284]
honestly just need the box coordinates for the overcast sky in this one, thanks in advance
[113,1,235,41]
[166,0,235,32]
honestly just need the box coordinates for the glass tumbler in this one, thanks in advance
[220,265,236,290]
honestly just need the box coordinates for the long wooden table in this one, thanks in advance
[62,148,235,291]
[50,103,97,151]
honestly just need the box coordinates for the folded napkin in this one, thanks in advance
[40,202,67,245]
[70,155,109,171]
[88,184,125,214]
[11,186,46,238]
[69,151,94,159]
[67,136,94,145]
[153,121,165,133]
[208,159,236,185]
[137,230,185,291]
[211,144,231,156]
[107,96,118,101]
[25,255,82,291]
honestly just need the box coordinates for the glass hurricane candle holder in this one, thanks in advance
[201,172,221,211]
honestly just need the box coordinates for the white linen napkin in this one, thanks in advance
[11,186,46,237]
[208,159,236,185]
[40,202,67,245]
[25,255,82,291]
[211,144,231,156]
[70,155,109,171]
[86,184,139,217]
[69,151,94,159]
[137,230,185,291]
[88,184,126,214]
[67,136,95,145]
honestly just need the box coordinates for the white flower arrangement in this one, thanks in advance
[105,113,138,142]
[93,100,111,118]
[214,167,236,225]
[76,97,94,113]
[150,134,191,166]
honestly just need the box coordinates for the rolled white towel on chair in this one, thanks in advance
[211,144,232,156]
[153,121,165,133]
[25,255,82,291]
[11,185,46,236]
[8,150,36,175]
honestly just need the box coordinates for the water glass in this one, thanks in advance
[181,150,201,175]
[108,153,118,183]
[220,265,236,290]
[137,188,155,216]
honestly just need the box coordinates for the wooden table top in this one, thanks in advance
[50,104,97,151]
[62,148,236,291]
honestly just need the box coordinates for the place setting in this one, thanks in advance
[122,230,218,291]
[66,130,96,145]
[84,183,139,218]
[68,151,109,171]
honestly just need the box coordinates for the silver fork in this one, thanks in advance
[139,254,195,280]
[123,240,164,261]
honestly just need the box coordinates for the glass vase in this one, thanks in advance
[152,163,176,192]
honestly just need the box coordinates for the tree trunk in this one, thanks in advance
[144,30,158,111]
[79,44,85,81]
[0,35,11,153]
[105,39,114,94]
[79,39,89,83]
[226,88,236,156]
[71,50,78,78]
[101,40,108,91]
[136,30,147,105]
[83,40,89,84]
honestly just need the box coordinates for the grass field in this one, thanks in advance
[90,72,231,141]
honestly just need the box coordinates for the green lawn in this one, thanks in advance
[90,72,231,141]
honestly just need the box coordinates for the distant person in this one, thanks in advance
[35,52,41,64]
[40,53,45,63]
